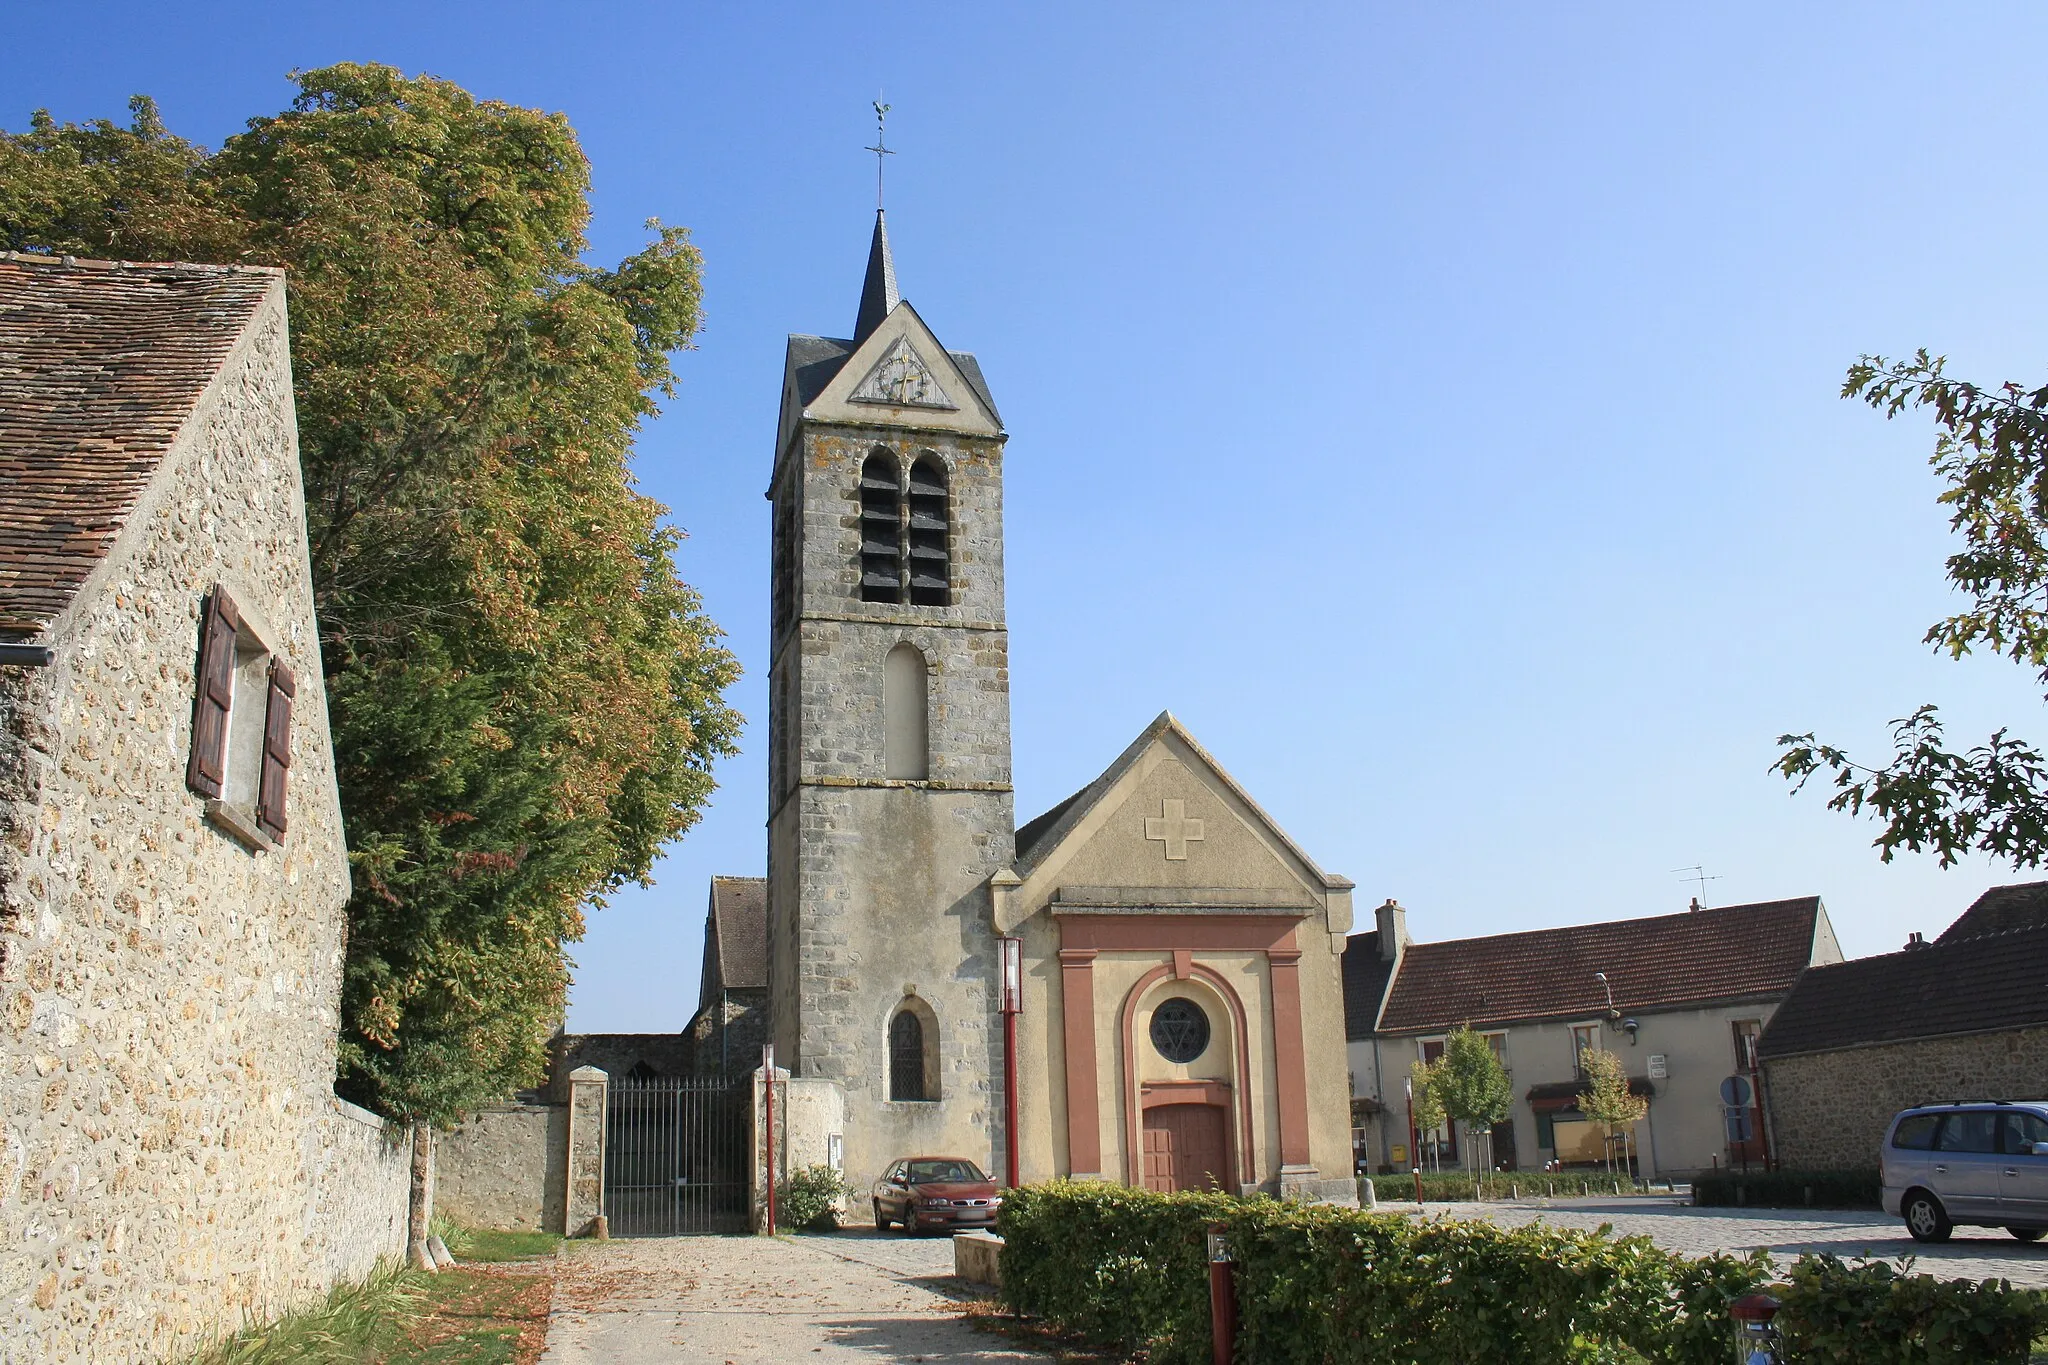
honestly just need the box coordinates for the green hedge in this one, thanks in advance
[997,1181,2046,1365]
[1372,1171,1650,1203]
[1692,1169,1880,1210]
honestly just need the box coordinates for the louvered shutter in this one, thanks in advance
[186,587,240,798]
[255,659,295,840]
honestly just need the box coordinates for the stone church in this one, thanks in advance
[732,212,1355,1203]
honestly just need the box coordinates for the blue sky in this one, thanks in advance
[12,4,2048,1031]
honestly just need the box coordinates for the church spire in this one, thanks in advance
[853,208,899,344]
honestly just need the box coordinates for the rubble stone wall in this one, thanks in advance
[0,280,386,1364]
[436,1104,567,1233]
[1765,1026,2048,1169]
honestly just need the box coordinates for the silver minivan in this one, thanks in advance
[1882,1101,2048,1243]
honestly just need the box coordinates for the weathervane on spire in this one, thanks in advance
[865,99,894,210]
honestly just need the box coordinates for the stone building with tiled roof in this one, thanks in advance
[0,254,407,1361]
[1760,882,2048,1170]
[1344,896,1840,1179]
[686,875,769,1074]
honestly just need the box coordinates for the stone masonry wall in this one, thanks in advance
[766,422,1017,1189]
[436,1104,566,1233]
[307,1100,412,1285]
[0,284,376,1364]
[1765,1026,2048,1170]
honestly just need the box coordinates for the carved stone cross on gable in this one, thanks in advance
[1144,799,1205,861]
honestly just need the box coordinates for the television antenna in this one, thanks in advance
[1670,865,1723,909]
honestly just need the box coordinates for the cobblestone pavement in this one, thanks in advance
[538,1229,1046,1363]
[1400,1196,2048,1286]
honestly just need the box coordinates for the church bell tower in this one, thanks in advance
[765,209,1015,1183]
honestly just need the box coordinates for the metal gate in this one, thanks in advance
[604,1075,751,1235]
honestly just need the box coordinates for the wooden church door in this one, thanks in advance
[1141,1103,1229,1192]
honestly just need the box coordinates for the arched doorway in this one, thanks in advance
[1141,1102,1230,1192]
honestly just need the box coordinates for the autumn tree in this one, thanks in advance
[1778,353,2048,867]
[1408,1057,1447,1171]
[1579,1048,1647,1175]
[0,69,741,1131]
[1434,1026,1514,1173]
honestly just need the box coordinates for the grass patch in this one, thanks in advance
[183,1227,560,1365]
[184,1265,423,1363]
[439,1225,561,1264]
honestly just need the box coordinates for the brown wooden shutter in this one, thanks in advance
[186,587,240,798]
[255,659,295,840]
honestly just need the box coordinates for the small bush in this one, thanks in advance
[1776,1254,2045,1363]
[779,1163,855,1231]
[1692,1169,1880,1210]
[1373,1170,1651,1203]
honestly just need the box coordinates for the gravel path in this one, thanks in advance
[537,1230,1047,1363]
[1396,1196,2048,1285]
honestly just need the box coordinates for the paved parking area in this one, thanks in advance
[538,1229,1044,1363]
[1401,1196,2048,1286]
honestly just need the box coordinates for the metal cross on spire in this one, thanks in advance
[865,99,895,210]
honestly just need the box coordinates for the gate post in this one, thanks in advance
[565,1065,609,1237]
[752,1064,790,1233]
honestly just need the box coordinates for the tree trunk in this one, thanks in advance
[408,1121,436,1273]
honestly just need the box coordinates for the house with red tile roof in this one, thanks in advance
[1343,895,1841,1179]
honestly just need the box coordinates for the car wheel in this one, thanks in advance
[2008,1227,2046,1243]
[872,1200,888,1230]
[1904,1191,1952,1243]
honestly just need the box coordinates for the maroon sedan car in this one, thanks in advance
[871,1157,1002,1234]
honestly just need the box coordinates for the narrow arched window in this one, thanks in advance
[859,450,903,603]
[883,642,929,780]
[889,1008,927,1101]
[906,456,950,607]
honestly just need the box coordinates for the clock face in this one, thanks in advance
[850,337,958,411]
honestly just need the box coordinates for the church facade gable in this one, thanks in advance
[798,301,1001,437]
[995,715,1358,1204]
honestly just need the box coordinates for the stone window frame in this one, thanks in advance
[885,994,941,1104]
[854,446,954,609]
[882,640,931,780]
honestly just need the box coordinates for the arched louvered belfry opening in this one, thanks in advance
[889,1002,934,1101]
[906,455,950,607]
[883,642,930,780]
[859,449,904,602]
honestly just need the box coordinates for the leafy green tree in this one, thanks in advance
[1579,1048,1646,1175]
[0,69,742,1130]
[1407,1058,1447,1171]
[1434,1026,1514,1173]
[1778,353,2048,867]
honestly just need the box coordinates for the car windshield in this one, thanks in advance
[907,1160,985,1183]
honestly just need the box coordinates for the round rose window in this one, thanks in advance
[1149,997,1211,1063]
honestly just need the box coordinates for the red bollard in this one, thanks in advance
[1207,1224,1236,1365]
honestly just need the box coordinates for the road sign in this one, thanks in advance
[1720,1075,1752,1107]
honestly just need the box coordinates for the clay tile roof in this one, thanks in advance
[707,876,767,991]
[1936,880,2048,944]
[0,254,278,634]
[1376,897,1823,1035]
[1759,922,2048,1059]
